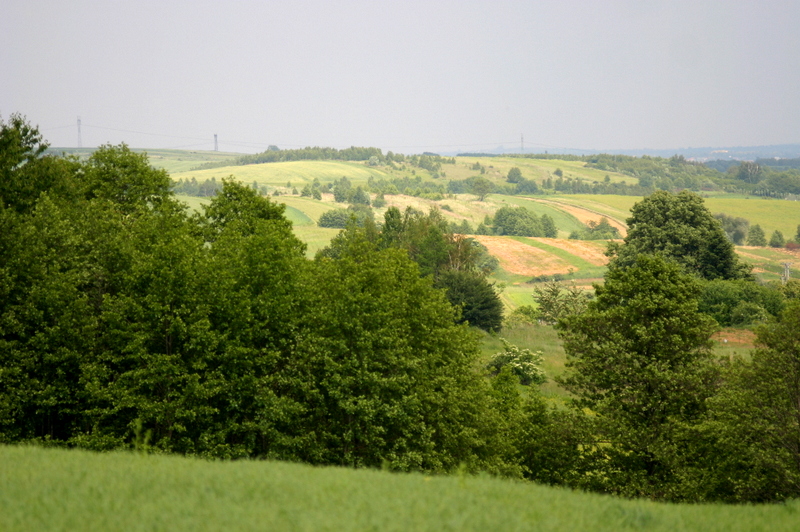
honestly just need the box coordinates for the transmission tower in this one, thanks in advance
[77,117,82,148]
[521,133,524,153]
[214,134,218,152]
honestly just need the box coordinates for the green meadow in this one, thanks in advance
[2,445,797,532]
[560,194,800,238]
[172,160,392,188]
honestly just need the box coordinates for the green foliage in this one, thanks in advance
[198,178,292,241]
[609,190,751,280]
[769,229,785,248]
[568,217,620,240]
[490,206,546,237]
[332,176,352,202]
[746,224,767,246]
[486,339,546,385]
[436,270,504,332]
[506,167,522,183]
[82,144,173,212]
[532,281,590,325]
[318,206,374,228]
[503,305,539,328]
[698,279,784,326]
[296,243,508,471]
[558,255,718,497]
[172,176,221,197]
[712,213,749,245]
[540,214,557,238]
[687,301,800,502]
[0,127,512,470]
[470,177,494,201]
[0,113,79,214]
[192,145,385,170]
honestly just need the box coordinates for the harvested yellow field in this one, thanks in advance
[473,236,571,276]
[530,238,611,266]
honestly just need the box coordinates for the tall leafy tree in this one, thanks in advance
[608,190,750,280]
[293,235,510,472]
[769,229,786,248]
[558,255,718,497]
[746,224,767,246]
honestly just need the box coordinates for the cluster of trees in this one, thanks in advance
[318,206,504,333]
[4,116,799,503]
[475,206,557,238]
[192,146,455,179]
[366,175,446,201]
[172,177,223,196]
[0,116,511,471]
[742,223,800,248]
[447,176,538,198]
[538,191,800,501]
[704,160,800,197]
[568,217,620,240]
[193,146,385,170]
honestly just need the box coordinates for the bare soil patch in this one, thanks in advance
[473,236,570,276]
[712,328,757,347]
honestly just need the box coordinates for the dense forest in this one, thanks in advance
[2,115,799,504]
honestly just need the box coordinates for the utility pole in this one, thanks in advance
[77,117,82,148]
[214,134,218,152]
[521,133,524,153]
[782,262,793,285]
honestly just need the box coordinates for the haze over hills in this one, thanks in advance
[456,144,800,162]
[50,143,800,163]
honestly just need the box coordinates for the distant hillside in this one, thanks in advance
[456,144,800,162]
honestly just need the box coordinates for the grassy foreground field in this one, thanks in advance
[1,446,797,532]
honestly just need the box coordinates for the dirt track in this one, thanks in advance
[529,198,628,236]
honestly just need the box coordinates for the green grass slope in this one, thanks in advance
[1,446,797,532]
[559,194,800,239]
[172,160,391,188]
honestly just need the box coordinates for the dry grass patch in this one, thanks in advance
[473,236,570,276]
[530,238,611,266]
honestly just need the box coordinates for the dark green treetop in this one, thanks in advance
[608,190,750,280]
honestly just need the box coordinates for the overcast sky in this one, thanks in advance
[2,1,799,154]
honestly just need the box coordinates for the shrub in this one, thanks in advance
[486,339,546,385]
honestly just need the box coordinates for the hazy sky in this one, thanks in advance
[2,1,799,154]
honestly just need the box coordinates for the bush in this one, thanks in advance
[318,209,352,228]
[486,339,546,385]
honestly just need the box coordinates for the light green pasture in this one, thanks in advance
[556,194,800,238]
[451,157,636,185]
[3,445,797,532]
[172,160,391,188]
